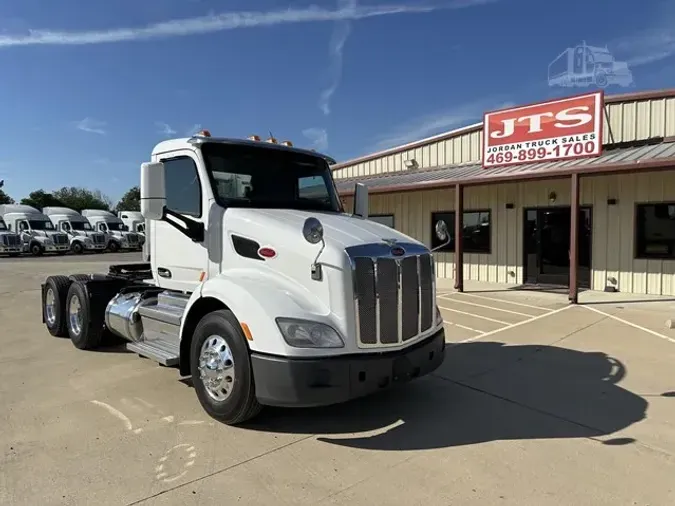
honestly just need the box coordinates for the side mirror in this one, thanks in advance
[353,182,369,219]
[431,219,451,252]
[140,162,166,220]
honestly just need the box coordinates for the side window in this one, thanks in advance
[98,223,107,232]
[19,221,28,232]
[163,156,202,217]
[62,222,70,232]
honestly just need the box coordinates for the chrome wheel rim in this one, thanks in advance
[198,335,235,402]
[45,288,56,325]
[68,294,83,335]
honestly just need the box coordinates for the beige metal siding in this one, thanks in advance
[334,97,675,180]
[348,171,675,296]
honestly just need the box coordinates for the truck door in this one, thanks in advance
[152,153,208,292]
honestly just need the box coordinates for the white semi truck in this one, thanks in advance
[118,210,146,246]
[39,131,449,425]
[81,209,142,252]
[0,215,22,257]
[0,204,70,256]
[43,207,108,254]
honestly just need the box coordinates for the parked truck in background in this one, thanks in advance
[43,207,108,255]
[0,215,22,257]
[0,204,70,256]
[118,210,146,246]
[39,130,448,425]
[81,209,142,252]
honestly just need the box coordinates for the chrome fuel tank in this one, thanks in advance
[105,291,158,342]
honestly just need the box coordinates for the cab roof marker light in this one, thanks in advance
[248,135,261,141]
[281,140,293,147]
[266,137,278,144]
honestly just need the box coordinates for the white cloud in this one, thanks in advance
[0,1,496,47]
[75,117,106,135]
[371,97,513,151]
[303,128,329,151]
[612,28,675,67]
[155,121,176,136]
[319,0,356,115]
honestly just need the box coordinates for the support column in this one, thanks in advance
[569,173,579,304]
[454,183,464,292]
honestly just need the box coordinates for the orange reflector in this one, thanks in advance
[199,271,206,282]
[241,322,253,341]
[266,137,278,144]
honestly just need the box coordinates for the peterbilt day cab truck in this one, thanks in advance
[43,207,108,254]
[39,131,450,425]
[0,216,22,257]
[0,204,70,256]
[81,209,142,252]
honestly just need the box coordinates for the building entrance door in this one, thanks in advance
[523,206,592,288]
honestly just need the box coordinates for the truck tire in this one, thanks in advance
[43,275,72,337]
[65,281,105,350]
[190,310,262,425]
[108,241,120,253]
[72,241,84,255]
[30,242,43,256]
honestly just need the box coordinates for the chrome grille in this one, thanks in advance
[54,234,68,245]
[3,235,20,246]
[93,233,105,244]
[348,242,436,348]
[127,234,138,244]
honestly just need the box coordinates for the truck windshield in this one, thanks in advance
[107,222,125,231]
[71,222,93,231]
[30,220,55,231]
[0,220,6,231]
[201,142,343,212]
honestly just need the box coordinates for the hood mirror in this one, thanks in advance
[303,217,326,281]
[431,219,451,252]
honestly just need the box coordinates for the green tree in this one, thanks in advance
[51,186,112,213]
[0,189,14,204]
[20,190,64,211]
[115,186,140,212]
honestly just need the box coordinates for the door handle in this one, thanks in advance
[157,267,172,278]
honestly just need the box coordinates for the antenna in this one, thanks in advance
[269,130,274,139]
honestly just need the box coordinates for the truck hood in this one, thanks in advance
[228,208,419,250]
[26,230,66,240]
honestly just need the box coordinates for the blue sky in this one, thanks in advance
[0,0,674,204]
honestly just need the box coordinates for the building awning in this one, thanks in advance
[336,138,675,196]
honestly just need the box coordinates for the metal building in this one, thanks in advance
[333,88,675,299]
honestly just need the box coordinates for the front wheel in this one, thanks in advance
[108,241,120,253]
[71,242,84,255]
[30,242,43,256]
[190,310,262,425]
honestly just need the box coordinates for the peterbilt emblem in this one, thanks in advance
[391,246,405,256]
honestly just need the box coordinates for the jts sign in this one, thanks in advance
[482,91,604,168]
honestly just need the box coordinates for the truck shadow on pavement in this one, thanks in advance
[244,341,648,451]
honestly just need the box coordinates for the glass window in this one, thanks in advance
[28,220,54,231]
[71,221,92,231]
[201,142,342,213]
[368,214,395,228]
[430,210,492,254]
[163,156,202,217]
[635,203,675,259]
[0,219,6,231]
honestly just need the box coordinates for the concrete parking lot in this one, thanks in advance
[1,254,675,505]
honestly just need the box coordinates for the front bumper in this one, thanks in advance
[251,327,446,407]
[45,244,69,252]
[0,246,21,254]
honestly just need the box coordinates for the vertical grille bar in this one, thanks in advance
[354,257,377,344]
[401,256,419,341]
[419,253,434,331]
[376,258,399,344]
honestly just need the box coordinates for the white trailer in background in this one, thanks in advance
[0,215,22,257]
[43,207,108,254]
[81,209,142,252]
[39,130,448,425]
[0,204,70,256]
[118,210,146,245]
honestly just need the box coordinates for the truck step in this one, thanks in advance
[157,291,190,311]
[127,338,179,366]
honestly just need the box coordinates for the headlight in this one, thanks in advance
[44,239,53,245]
[435,306,443,326]
[276,318,344,348]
